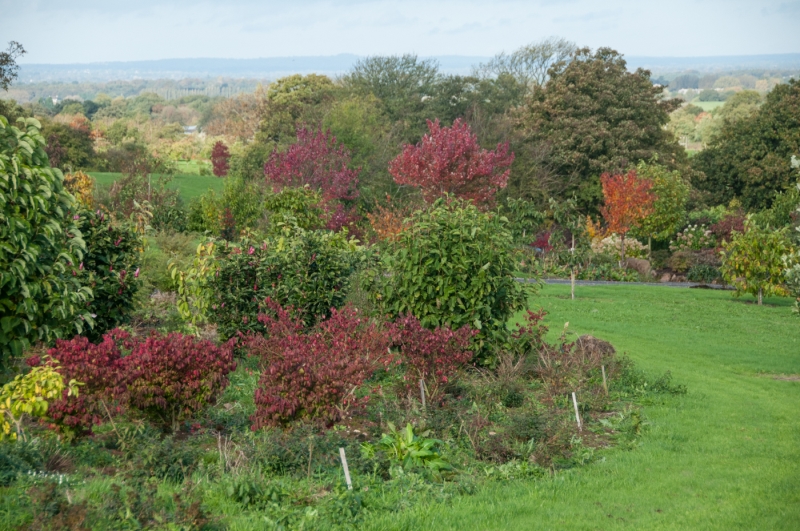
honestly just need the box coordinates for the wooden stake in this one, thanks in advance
[419,379,426,410]
[572,392,582,431]
[570,269,576,300]
[601,365,608,396]
[339,447,353,490]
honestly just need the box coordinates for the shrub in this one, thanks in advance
[122,332,237,431]
[721,220,795,304]
[248,301,391,428]
[0,116,92,367]
[670,224,716,251]
[687,264,721,284]
[0,361,79,442]
[45,330,128,439]
[70,208,142,340]
[590,234,648,260]
[710,213,746,244]
[390,314,475,402]
[263,186,327,232]
[63,171,94,207]
[208,225,362,339]
[376,198,528,360]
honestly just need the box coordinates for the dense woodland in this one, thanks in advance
[1,38,799,529]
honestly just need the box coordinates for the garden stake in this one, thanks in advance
[572,392,582,431]
[419,379,427,410]
[339,447,353,490]
[601,365,608,396]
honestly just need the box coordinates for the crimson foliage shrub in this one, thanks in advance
[44,329,236,435]
[123,332,237,431]
[45,329,129,438]
[247,300,391,429]
[390,314,475,401]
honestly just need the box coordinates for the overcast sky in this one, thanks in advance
[2,0,799,64]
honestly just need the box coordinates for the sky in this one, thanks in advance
[2,0,800,64]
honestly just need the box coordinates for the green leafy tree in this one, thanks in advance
[375,198,529,360]
[0,117,93,368]
[258,74,337,144]
[0,41,25,91]
[516,47,685,211]
[343,54,439,141]
[692,80,800,210]
[720,220,795,305]
[475,37,576,91]
[633,159,690,250]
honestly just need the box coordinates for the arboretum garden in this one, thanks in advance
[1,41,799,529]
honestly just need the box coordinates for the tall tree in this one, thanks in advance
[633,159,690,251]
[692,80,800,210]
[343,54,439,140]
[0,41,25,92]
[600,170,655,264]
[474,37,576,91]
[389,118,514,207]
[516,47,684,211]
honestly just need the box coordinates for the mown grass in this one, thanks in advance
[689,100,726,112]
[89,171,224,202]
[361,284,800,530]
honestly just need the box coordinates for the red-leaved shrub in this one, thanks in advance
[44,329,236,435]
[46,329,129,438]
[122,332,237,431]
[390,315,476,401]
[247,300,391,429]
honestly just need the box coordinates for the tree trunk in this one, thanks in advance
[648,236,652,261]
[758,288,763,306]
[620,233,626,268]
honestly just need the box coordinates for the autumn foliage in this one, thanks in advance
[43,329,237,435]
[264,127,359,202]
[247,300,391,429]
[389,118,514,206]
[599,170,655,260]
[211,141,231,177]
[390,314,475,402]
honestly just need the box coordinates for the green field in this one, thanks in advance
[689,100,726,112]
[362,285,800,530]
[89,172,225,202]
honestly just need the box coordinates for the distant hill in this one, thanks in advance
[16,55,489,83]
[626,53,800,73]
[14,53,800,84]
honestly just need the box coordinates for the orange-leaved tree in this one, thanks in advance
[388,118,514,207]
[600,170,655,264]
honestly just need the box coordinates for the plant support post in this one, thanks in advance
[339,447,353,490]
[419,379,426,410]
[572,392,582,431]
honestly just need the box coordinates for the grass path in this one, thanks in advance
[365,285,800,530]
[89,171,224,202]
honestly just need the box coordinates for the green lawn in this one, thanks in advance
[363,285,800,530]
[89,172,225,202]
[690,100,726,112]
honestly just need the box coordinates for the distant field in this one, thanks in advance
[89,172,225,202]
[690,100,726,111]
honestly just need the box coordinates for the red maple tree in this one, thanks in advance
[264,127,359,202]
[388,118,514,206]
[599,170,655,262]
[211,141,231,177]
